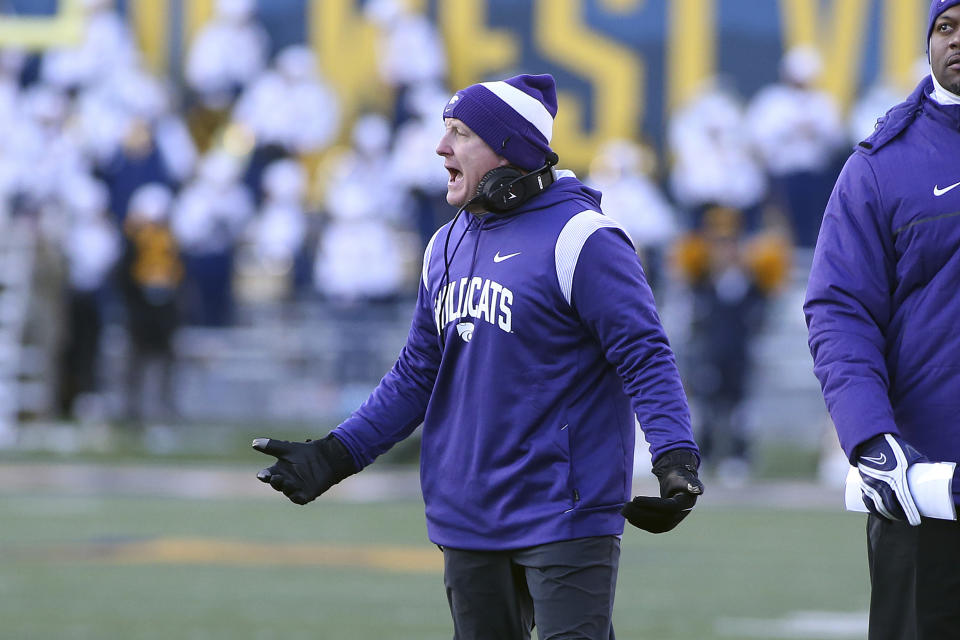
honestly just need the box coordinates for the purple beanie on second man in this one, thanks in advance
[928,0,960,43]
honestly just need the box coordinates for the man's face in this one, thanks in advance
[931,5,960,94]
[436,118,508,208]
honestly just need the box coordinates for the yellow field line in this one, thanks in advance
[74,538,443,573]
[21,538,443,573]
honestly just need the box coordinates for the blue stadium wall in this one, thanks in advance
[1,0,932,172]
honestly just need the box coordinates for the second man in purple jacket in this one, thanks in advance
[805,1,960,637]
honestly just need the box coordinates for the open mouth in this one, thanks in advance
[446,166,462,185]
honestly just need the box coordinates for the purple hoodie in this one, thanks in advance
[333,173,697,550]
[805,76,960,465]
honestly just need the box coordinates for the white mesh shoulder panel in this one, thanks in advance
[422,226,444,294]
[555,210,633,306]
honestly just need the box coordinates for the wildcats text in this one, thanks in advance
[434,277,513,334]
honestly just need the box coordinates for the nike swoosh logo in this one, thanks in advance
[934,181,960,196]
[493,251,521,263]
[860,453,886,465]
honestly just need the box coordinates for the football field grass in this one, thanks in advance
[0,479,870,639]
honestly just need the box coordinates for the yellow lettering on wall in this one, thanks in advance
[883,0,924,91]
[534,0,642,172]
[307,0,385,121]
[780,0,869,111]
[184,0,215,48]
[600,0,642,12]
[667,0,716,111]
[131,1,168,75]
[438,0,519,93]
[0,0,82,49]
[780,0,816,48]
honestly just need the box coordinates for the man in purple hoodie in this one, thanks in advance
[254,73,703,639]
[804,2,960,638]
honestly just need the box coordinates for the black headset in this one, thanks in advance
[473,151,559,214]
[437,151,560,349]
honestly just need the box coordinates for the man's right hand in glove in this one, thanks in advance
[253,433,358,505]
[856,433,926,526]
[622,448,704,533]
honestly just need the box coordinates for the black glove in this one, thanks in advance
[622,448,704,533]
[856,433,926,526]
[253,434,358,505]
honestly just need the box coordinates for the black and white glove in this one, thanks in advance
[856,433,926,526]
[253,434,358,505]
[622,448,704,533]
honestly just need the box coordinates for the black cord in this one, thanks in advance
[438,196,480,351]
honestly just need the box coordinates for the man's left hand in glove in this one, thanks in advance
[253,433,358,505]
[622,448,704,533]
[856,432,926,526]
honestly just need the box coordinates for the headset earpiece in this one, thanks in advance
[476,167,524,212]
[472,154,559,214]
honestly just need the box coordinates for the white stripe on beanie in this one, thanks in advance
[480,81,554,143]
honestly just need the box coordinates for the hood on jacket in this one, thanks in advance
[858,76,932,154]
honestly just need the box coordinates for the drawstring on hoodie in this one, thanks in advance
[458,213,488,327]
[438,210,489,351]
[438,198,479,350]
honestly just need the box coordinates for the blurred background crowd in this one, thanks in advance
[0,0,933,485]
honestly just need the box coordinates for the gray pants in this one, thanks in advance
[443,535,619,640]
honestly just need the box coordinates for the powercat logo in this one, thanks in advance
[443,94,460,116]
[434,277,514,337]
[456,323,475,342]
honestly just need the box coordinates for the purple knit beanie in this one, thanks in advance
[928,0,960,45]
[442,74,557,171]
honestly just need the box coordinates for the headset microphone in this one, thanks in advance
[474,152,559,214]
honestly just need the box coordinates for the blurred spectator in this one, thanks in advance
[40,0,139,93]
[314,113,415,304]
[746,46,847,249]
[72,72,139,170]
[76,65,197,183]
[185,0,270,152]
[0,49,25,134]
[0,50,26,221]
[365,0,448,126]
[236,158,310,303]
[8,85,89,223]
[120,183,181,423]
[109,67,197,184]
[314,113,418,383]
[232,44,341,203]
[388,81,451,248]
[672,206,790,482]
[97,113,178,226]
[171,150,254,326]
[56,176,120,419]
[587,138,680,293]
[668,77,767,231]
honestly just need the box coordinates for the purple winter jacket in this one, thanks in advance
[805,76,960,465]
[333,173,698,550]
